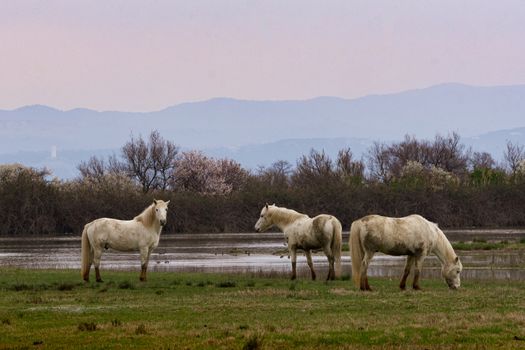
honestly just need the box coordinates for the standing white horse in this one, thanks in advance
[255,204,342,281]
[350,214,462,291]
[81,199,170,282]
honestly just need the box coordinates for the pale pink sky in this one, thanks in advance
[1,0,525,111]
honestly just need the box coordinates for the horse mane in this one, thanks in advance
[432,222,457,264]
[134,203,156,228]
[269,206,308,226]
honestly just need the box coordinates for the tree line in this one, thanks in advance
[1,131,525,235]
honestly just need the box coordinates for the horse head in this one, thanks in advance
[442,256,462,289]
[153,199,170,227]
[255,203,274,232]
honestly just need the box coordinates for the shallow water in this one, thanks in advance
[0,231,524,281]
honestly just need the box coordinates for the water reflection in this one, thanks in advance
[0,232,524,281]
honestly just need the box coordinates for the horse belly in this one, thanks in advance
[382,236,426,256]
[108,238,138,252]
[383,243,414,256]
[104,222,141,251]
[363,230,419,256]
[295,231,321,250]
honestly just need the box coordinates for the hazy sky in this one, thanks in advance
[1,1,525,111]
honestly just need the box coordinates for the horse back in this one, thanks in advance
[356,214,437,256]
[86,218,150,251]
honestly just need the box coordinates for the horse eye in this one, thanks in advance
[260,215,264,218]
[156,209,158,212]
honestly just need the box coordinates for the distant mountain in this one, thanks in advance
[463,127,525,159]
[205,137,374,169]
[1,83,525,178]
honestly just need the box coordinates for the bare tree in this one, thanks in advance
[336,148,364,179]
[78,156,106,181]
[366,133,469,182]
[292,149,334,187]
[121,130,179,192]
[470,151,496,170]
[258,160,293,187]
[366,142,393,183]
[149,130,179,190]
[503,140,525,174]
[77,153,124,182]
[389,135,430,175]
[429,132,468,174]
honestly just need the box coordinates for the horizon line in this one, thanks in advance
[3,81,525,114]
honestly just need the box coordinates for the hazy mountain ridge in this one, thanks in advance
[1,83,525,178]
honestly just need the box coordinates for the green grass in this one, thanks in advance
[452,240,525,251]
[0,268,524,349]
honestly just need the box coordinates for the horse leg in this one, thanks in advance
[305,250,316,281]
[360,251,374,291]
[290,247,297,280]
[93,247,103,283]
[400,256,414,290]
[412,255,425,290]
[139,247,151,282]
[83,248,94,282]
[322,245,335,281]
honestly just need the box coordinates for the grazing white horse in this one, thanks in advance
[255,204,342,281]
[350,214,462,291]
[81,199,170,282]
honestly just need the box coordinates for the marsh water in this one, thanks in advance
[1,230,524,281]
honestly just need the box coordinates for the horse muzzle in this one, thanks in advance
[446,280,459,290]
[160,220,167,227]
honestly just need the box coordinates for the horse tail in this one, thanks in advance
[331,217,343,279]
[80,223,91,281]
[350,219,364,288]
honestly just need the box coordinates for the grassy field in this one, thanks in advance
[0,269,524,349]
[452,238,525,251]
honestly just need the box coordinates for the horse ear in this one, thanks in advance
[165,200,170,205]
[272,203,275,206]
[455,256,459,263]
[265,203,269,209]
[153,199,158,205]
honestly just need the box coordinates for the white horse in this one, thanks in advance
[350,214,462,291]
[255,204,342,281]
[81,199,170,282]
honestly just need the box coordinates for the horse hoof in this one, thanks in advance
[399,285,406,290]
[413,286,421,291]
[96,279,103,283]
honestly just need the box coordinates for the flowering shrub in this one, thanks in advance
[173,151,247,195]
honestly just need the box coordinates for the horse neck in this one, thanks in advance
[135,205,161,233]
[270,208,307,231]
[433,227,456,266]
